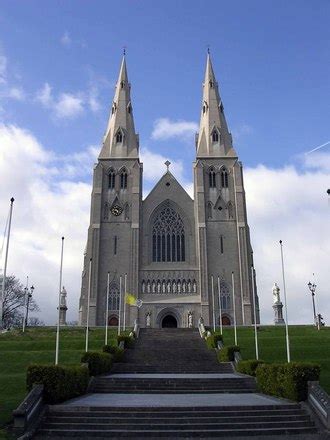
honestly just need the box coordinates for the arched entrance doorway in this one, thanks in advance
[108,316,118,327]
[162,315,177,328]
[222,316,231,326]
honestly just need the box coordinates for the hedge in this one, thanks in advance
[256,362,320,401]
[206,333,223,350]
[117,334,134,348]
[81,351,113,376]
[236,360,265,376]
[217,345,240,362]
[103,345,124,362]
[27,364,89,404]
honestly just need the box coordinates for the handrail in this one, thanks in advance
[13,384,45,437]
[308,381,330,428]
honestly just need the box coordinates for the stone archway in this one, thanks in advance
[162,315,178,328]
[108,316,118,327]
[156,307,181,328]
[222,316,231,326]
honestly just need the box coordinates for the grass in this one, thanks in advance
[215,325,330,392]
[0,326,120,436]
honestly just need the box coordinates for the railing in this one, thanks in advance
[13,384,45,437]
[308,381,330,428]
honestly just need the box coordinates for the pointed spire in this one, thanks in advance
[196,53,236,158]
[99,55,139,159]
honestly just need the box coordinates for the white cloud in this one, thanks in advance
[60,31,72,47]
[232,123,254,139]
[35,82,100,119]
[0,48,25,102]
[151,118,198,141]
[1,122,329,326]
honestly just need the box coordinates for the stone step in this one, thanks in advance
[90,388,255,394]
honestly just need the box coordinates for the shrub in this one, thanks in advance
[27,364,89,404]
[117,335,134,348]
[256,362,320,401]
[103,345,124,362]
[206,333,223,349]
[217,345,240,362]
[236,359,265,376]
[81,351,113,376]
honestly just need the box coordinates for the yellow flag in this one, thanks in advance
[125,293,136,306]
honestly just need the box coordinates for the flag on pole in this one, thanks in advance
[125,293,137,305]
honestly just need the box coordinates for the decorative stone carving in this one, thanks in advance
[188,311,193,328]
[146,311,151,328]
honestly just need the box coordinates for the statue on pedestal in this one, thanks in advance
[146,311,151,328]
[272,283,285,325]
[58,287,68,326]
[188,311,193,328]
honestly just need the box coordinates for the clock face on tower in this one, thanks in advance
[111,204,123,216]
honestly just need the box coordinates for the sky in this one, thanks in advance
[0,0,329,326]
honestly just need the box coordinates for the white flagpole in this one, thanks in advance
[22,276,29,333]
[118,275,122,336]
[251,266,259,360]
[279,240,290,363]
[211,275,216,332]
[105,271,110,346]
[123,273,127,331]
[55,237,64,365]
[0,197,14,329]
[232,271,238,345]
[85,258,92,353]
[217,276,223,335]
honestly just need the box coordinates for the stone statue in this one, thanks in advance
[58,287,68,326]
[188,311,193,328]
[146,311,151,328]
[272,283,281,304]
[272,282,285,325]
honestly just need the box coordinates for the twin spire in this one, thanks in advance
[99,52,236,160]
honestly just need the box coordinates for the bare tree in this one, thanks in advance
[2,276,39,328]
[28,317,45,326]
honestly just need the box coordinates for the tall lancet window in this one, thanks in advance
[221,168,229,188]
[116,131,123,143]
[108,169,115,189]
[152,203,185,262]
[212,130,219,143]
[209,168,216,188]
[108,282,120,311]
[120,169,128,189]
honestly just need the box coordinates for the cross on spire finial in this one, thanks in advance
[207,44,210,55]
[165,160,171,171]
[123,46,127,56]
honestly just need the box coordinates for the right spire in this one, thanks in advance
[196,53,237,158]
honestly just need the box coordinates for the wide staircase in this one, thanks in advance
[35,329,320,439]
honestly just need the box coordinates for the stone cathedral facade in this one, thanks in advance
[79,54,259,329]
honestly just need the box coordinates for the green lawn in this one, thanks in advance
[0,326,119,436]
[217,325,330,392]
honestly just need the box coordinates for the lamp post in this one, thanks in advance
[307,281,318,328]
[25,285,35,327]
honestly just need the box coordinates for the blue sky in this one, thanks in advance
[0,1,329,324]
[1,0,329,174]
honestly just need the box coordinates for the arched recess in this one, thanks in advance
[156,307,182,328]
[221,315,231,326]
[108,315,119,326]
[148,199,192,264]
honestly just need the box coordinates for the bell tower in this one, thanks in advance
[194,53,258,326]
[79,55,142,326]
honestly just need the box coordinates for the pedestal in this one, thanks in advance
[273,302,285,325]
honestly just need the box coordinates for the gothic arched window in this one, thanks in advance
[120,169,128,189]
[209,168,216,188]
[221,168,228,188]
[108,282,120,311]
[108,169,115,189]
[116,131,123,143]
[219,280,231,310]
[212,130,219,143]
[152,203,185,262]
[208,202,213,219]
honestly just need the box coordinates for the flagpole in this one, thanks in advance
[279,240,290,363]
[0,197,14,329]
[217,276,223,335]
[251,266,259,360]
[211,275,216,332]
[55,237,64,365]
[22,276,29,333]
[105,271,110,346]
[123,273,127,331]
[85,258,92,353]
[232,271,238,345]
[118,275,122,336]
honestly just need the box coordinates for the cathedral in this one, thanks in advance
[79,53,259,329]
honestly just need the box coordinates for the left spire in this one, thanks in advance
[99,55,139,159]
